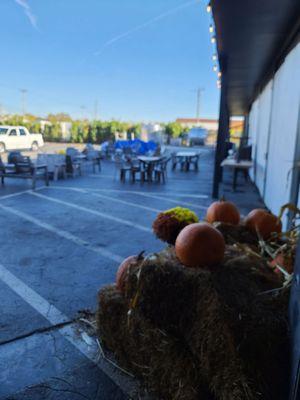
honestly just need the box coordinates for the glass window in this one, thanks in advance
[19,128,26,136]
[9,129,17,136]
[0,128,8,135]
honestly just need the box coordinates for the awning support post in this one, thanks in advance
[212,71,229,198]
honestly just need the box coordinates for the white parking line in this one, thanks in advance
[131,192,207,210]
[38,186,161,213]
[30,192,152,233]
[0,263,136,395]
[0,203,123,263]
[39,185,209,199]
[0,188,45,201]
[93,188,209,199]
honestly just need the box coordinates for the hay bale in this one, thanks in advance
[97,249,289,400]
[97,286,214,400]
[214,222,258,245]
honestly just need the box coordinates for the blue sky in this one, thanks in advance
[0,0,220,122]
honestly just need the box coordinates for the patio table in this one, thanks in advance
[221,157,253,190]
[176,152,198,171]
[138,156,162,182]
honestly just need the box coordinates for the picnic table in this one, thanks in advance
[221,157,253,190]
[0,161,49,189]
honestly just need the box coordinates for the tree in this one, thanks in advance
[47,113,72,122]
[164,122,183,143]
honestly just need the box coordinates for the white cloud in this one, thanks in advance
[15,0,39,30]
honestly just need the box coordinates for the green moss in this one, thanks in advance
[163,207,199,224]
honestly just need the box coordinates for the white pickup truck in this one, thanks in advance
[0,125,44,153]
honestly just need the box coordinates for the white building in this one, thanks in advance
[140,123,164,143]
[211,0,300,228]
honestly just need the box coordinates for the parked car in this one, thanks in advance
[0,126,44,153]
[186,127,208,146]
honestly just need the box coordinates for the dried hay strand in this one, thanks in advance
[97,248,290,400]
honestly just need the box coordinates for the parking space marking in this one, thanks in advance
[30,192,152,233]
[0,203,123,263]
[0,262,135,395]
[93,188,209,199]
[125,192,207,210]
[37,186,161,213]
[0,188,45,201]
[40,185,209,199]
[0,263,70,326]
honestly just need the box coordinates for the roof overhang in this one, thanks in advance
[211,0,300,115]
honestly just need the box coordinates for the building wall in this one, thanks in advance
[249,42,300,225]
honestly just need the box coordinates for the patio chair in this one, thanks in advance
[66,155,82,178]
[234,145,252,186]
[83,144,101,172]
[171,152,184,170]
[37,154,67,181]
[154,157,170,183]
[113,153,131,182]
[130,159,146,183]
[189,154,200,171]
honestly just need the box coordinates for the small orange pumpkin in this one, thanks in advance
[116,252,144,292]
[245,209,282,239]
[269,253,294,275]
[175,222,225,268]
[206,200,240,225]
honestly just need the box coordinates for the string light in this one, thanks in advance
[217,71,222,78]
[212,54,217,61]
[213,65,218,72]
[209,24,214,33]
[206,2,212,13]
[211,35,216,44]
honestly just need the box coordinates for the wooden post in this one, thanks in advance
[212,70,230,198]
[289,243,300,399]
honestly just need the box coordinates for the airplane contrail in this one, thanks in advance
[94,0,200,56]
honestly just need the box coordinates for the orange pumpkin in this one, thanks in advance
[116,253,144,292]
[269,253,294,275]
[175,222,225,268]
[245,209,282,239]
[206,200,240,225]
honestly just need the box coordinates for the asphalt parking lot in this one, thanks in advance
[0,146,264,399]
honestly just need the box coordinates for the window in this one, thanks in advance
[19,128,26,136]
[0,128,8,135]
[9,129,17,136]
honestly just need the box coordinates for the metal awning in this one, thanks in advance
[211,0,300,115]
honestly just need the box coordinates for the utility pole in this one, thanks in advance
[196,88,205,123]
[20,89,27,116]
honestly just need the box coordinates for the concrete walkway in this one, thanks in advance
[0,147,264,399]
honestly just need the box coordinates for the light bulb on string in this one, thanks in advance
[212,54,217,61]
[211,35,216,44]
[213,65,218,72]
[206,2,212,13]
[209,24,214,33]
[217,71,222,78]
